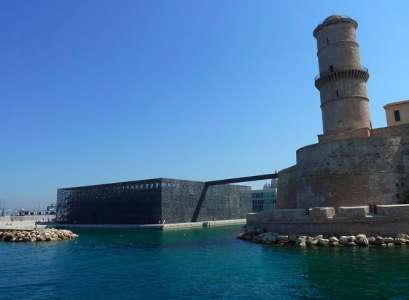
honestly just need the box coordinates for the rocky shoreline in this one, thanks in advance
[237,227,409,247]
[0,228,78,243]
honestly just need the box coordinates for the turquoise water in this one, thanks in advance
[1,227,409,300]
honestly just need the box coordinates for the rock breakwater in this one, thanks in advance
[0,228,78,243]
[237,227,409,247]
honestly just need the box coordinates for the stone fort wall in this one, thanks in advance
[276,166,297,209]
[277,124,409,209]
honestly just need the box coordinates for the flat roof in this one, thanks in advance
[384,99,409,109]
[59,178,204,190]
[58,176,254,191]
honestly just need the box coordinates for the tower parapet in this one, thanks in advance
[313,15,371,141]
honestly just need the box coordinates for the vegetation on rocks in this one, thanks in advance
[0,228,78,243]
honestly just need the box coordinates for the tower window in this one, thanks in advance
[326,37,330,45]
[329,65,334,72]
[394,110,401,122]
[336,90,339,97]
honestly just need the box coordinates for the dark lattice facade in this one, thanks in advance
[56,178,251,224]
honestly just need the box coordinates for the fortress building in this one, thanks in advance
[248,15,409,235]
[277,15,409,209]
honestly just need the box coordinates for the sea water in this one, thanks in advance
[1,226,409,300]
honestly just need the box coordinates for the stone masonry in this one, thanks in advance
[276,15,409,210]
[247,15,409,236]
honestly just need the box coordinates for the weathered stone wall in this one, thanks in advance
[276,123,409,210]
[320,94,370,135]
[372,123,409,137]
[377,204,409,217]
[246,204,409,236]
[369,126,409,203]
[315,20,361,73]
[276,166,297,209]
[318,127,370,143]
[296,135,407,208]
[248,217,409,236]
[336,206,369,219]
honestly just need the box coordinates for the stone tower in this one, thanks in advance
[313,15,371,141]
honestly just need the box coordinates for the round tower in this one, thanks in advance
[313,15,371,139]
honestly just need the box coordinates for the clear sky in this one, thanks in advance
[1,0,409,209]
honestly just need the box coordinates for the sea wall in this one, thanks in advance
[247,204,409,236]
[276,123,409,210]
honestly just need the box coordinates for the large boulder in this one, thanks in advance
[339,236,349,245]
[317,238,329,246]
[289,234,298,243]
[256,232,279,244]
[384,237,394,244]
[356,234,369,246]
[329,236,339,247]
[394,238,406,245]
[396,233,409,240]
[3,232,14,242]
[368,236,376,245]
[347,236,356,243]
[278,235,289,244]
[297,236,307,247]
[254,232,278,244]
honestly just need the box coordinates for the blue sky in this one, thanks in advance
[1,1,409,209]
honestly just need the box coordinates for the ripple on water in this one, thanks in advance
[1,228,409,300]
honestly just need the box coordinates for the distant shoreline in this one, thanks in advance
[0,215,55,231]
